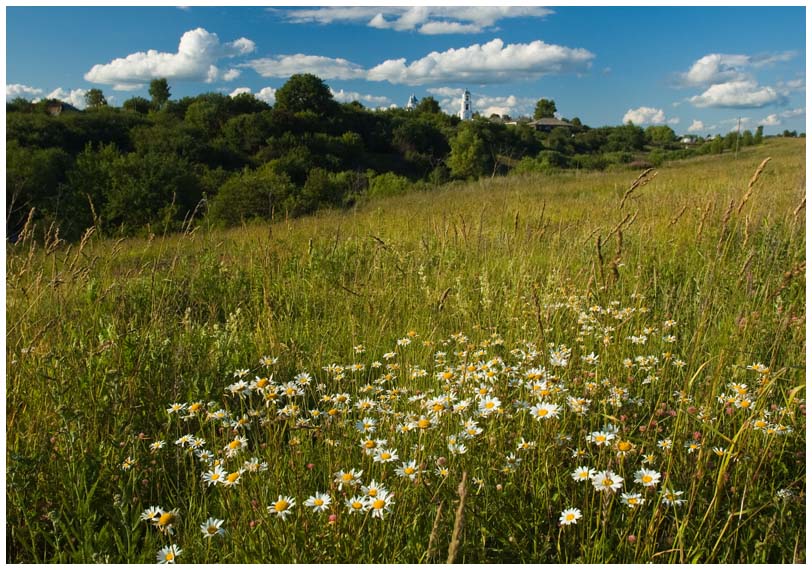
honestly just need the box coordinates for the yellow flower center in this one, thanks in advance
[418,419,431,429]
[739,400,751,408]
[364,440,375,448]
[603,478,613,487]
[404,467,415,475]
[642,475,652,483]
[207,525,218,535]
[381,453,391,460]
[485,402,494,409]
[442,372,453,380]
[228,440,240,449]
[368,488,378,497]
[537,408,548,416]
[342,473,353,482]
[211,473,220,481]
[165,552,175,561]
[314,499,324,506]
[352,501,363,509]
[274,500,289,512]
[158,512,175,526]
[618,441,632,452]
[372,499,385,510]
[565,513,575,521]
[595,435,606,442]
[226,472,240,483]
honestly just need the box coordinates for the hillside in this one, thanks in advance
[6,137,805,563]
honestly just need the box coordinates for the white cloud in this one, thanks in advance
[46,87,88,109]
[687,120,705,132]
[222,69,241,81]
[678,51,797,87]
[367,38,594,85]
[427,87,464,98]
[476,94,536,117]
[6,83,43,100]
[760,114,781,126]
[278,6,553,35]
[227,86,276,105]
[688,79,785,108]
[245,54,366,80]
[330,88,390,106]
[667,117,680,125]
[622,106,667,125]
[112,83,144,91]
[85,28,256,86]
[780,107,805,118]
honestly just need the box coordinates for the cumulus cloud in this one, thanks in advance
[85,28,256,86]
[760,114,781,126]
[677,51,797,87]
[222,69,241,81]
[427,88,535,117]
[367,38,594,85]
[667,117,680,125]
[46,87,88,109]
[688,80,786,108]
[687,120,705,132]
[227,86,277,104]
[6,83,43,100]
[278,6,553,35]
[622,106,667,125]
[245,54,366,80]
[330,88,390,106]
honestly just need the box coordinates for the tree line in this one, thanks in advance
[6,74,770,241]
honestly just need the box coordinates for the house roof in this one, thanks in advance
[529,117,572,128]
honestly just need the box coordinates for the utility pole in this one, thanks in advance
[734,116,741,160]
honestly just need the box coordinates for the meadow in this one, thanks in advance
[6,138,806,563]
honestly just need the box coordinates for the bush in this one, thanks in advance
[208,166,296,225]
[366,172,413,200]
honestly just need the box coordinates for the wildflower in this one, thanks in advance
[435,465,450,478]
[529,401,560,420]
[243,457,268,472]
[260,355,278,367]
[202,465,227,487]
[362,480,387,499]
[334,469,362,490]
[373,448,399,464]
[559,507,582,526]
[224,435,248,458]
[200,517,225,539]
[121,456,135,471]
[355,417,377,433]
[516,438,537,452]
[641,453,656,465]
[166,403,186,415]
[154,509,180,535]
[368,489,394,519]
[684,440,702,454]
[478,396,502,416]
[581,352,599,366]
[294,372,312,386]
[587,431,615,446]
[634,468,661,487]
[591,470,624,493]
[184,401,205,418]
[712,446,727,457]
[661,489,685,507]
[304,492,332,513]
[227,379,251,397]
[395,460,420,480]
[615,440,635,457]
[268,496,296,520]
[571,466,596,483]
[140,506,163,522]
[657,438,673,450]
[223,469,244,488]
[345,496,368,515]
[157,544,181,564]
[195,449,215,464]
[621,492,645,508]
[448,442,468,456]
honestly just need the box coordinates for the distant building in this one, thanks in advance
[45,101,81,116]
[459,90,472,121]
[406,94,419,110]
[528,117,573,132]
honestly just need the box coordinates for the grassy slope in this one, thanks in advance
[6,138,806,563]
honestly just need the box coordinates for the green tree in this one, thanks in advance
[84,88,107,109]
[122,96,152,114]
[415,97,442,115]
[149,78,171,110]
[208,166,296,225]
[447,122,488,179]
[534,98,557,119]
[741,129,754,147]
[274,74,336,117]
[754,125,764,145]
[644,125,677,146]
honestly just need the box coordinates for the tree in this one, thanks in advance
[644,125,676,146]
[534,99,557,119]
[447,122,488,179]
[149,78,171,109]
[84,88,107,109]
[754,125,764,145]
[122,96,152,114]
[741,129,754,147]
[274,74,336,117]
[415,96,442,115]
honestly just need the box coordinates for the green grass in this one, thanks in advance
[6,138,805,563]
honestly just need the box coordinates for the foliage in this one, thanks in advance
[534,98,557,119]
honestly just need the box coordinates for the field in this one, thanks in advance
[6,138,806,563]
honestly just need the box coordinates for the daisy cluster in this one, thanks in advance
[130,294,801,561]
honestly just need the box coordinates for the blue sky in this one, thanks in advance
[6,5,807,135]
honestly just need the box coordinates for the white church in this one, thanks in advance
[405,90,473,120]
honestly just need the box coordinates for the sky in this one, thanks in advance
[5,5,808,135]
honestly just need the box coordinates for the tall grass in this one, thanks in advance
[6,139,805,563]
